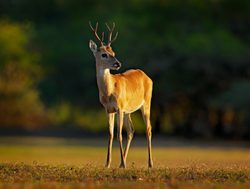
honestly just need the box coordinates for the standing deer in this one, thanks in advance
[88,22,153,168]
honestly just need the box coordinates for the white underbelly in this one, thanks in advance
[124,101,144,114]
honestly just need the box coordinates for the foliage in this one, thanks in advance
[0,0,249,137]
[0,21,47,129]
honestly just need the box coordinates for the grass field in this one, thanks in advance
[0,137,249,188]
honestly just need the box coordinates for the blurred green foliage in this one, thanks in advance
[0,21,47,129]
[0,0,249,137]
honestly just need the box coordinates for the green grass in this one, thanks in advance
[0,137,249,189]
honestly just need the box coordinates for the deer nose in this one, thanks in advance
[113,62,121,69]
[113,57,121,69]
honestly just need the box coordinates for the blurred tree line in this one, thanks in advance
[0,0,249,138]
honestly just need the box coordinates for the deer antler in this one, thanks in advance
[105,22,118,46]
[89,22,104,46]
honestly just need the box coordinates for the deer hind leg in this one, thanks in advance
[117,110,126,168]
[106,113,115,168]
[124,113,134,164]
[141,103,153,168]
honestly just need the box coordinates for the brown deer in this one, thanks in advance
[89,22,153,168]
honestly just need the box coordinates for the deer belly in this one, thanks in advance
[123,100,144,114]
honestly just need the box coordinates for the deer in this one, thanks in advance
[88,22,153,168]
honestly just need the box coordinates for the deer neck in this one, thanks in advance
[96,66,114,96]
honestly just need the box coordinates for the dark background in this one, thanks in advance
[0,0,249,139]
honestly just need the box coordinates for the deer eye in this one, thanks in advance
[101,53,108,58]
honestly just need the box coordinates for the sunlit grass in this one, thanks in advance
[0,137,249,168]
[0,137,249,189]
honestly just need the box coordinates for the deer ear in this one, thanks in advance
[89,40,97,53]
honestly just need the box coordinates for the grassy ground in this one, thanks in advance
[0,137,249,188]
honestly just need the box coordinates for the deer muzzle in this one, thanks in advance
[112,58,121,70]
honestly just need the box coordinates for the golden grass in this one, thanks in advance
[0,137,249,189]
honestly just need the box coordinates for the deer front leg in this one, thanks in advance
[106,112,115,168]
[117,110,126,168]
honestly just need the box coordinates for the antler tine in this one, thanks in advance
[110,32,118,44]
[101,32,105,42]
[105,22,118,46]
[89,21,104,46]
[89,21,94,30]
[111,22,115,31]
[105,22,111,31]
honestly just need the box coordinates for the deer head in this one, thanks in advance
[89,22,121,70]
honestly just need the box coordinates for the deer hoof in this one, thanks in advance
[148,161,153,168]
[119,163,126,168]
